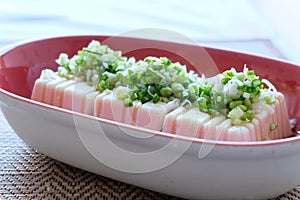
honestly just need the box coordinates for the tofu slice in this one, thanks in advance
[94,91,143,126]
[123,101,140,125]
[31,78,50,102]
[53,80,77,107]
[254,103,274,141]
[83,91,100,115]
[31,70,62,103]
[93,90,112,118]
[162,106,187,134]
[237,92,292,141]
[97,92,126,122]
[135,99,180,131]
[63,82,96,113]
[270,99,280,140]
[44,77,66,105]
[202,116,226,141]
[243,118,260,141]
[226,125,251,141]
[277,93,292,138]
[215,119,232,141]
[175,107,211,138]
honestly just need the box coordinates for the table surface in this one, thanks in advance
[1,1,300,199]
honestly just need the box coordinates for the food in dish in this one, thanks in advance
[31,40,292,141]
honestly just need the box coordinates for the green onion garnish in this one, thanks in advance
[270,123,278,131]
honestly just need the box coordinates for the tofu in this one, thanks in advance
[175,107,210,138]
[32,74,292,142]
[63,82,95,113]
[96,92,126,122]
[31,78,49,102]
[226,126,251,142]
[93,90,112,118]
[162,106,187,134]
[83,91,99,115]
[53,80,77,107]
[202,116,226,141]
[135,99,179,131]
[44,77,66,105]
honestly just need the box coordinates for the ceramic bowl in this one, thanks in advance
[0,36,300,200]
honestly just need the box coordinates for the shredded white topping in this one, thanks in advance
[40,69,56,80]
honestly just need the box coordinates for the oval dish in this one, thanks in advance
[0,36,300,200]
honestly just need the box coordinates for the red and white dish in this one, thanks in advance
[0,35,300,199]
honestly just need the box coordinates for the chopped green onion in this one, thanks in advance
[238,105,248,112]
[124,98,133,107]
[56,40,131,88]
[223,70,234,78]
[138,87,147,99]
[252,79,262,87]
[152,93,160,103]
[236,73,245,81]
[141,93,152,104]
[270,123,278,131]
[199,85,210,96]
[244,98,252,109]
[247,70,255,76]
[229,100,244,110]
[197,96,208,111]
[195,66,273,125]
[221,77,230,85]
[244,110,254,121]
[216,95,222,103]
[55,41,279,127]
[160,87,173,97]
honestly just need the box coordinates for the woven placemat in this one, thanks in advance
[0,111,299,200]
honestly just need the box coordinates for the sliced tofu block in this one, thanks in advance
[53,80,77,107]
[202,116,226,141]
[270,99,280,140]
[226,125,251,141]
[63,82,96,113]
[135,99,180,131]
[254,104,274,141]
[32,72,292,142]
[93,90,112,118]
[31,78,50,102]
[215,119,232,141]
[31,71,62,102]
[277,93,292,138]
[44,77,67,105]
[243,118,260,141]
[97,92,126,122]
[175,107,210,138]
[124,101,140,125]
[162,106,187,134]
[83,91,100,115]
[94,91,141,124]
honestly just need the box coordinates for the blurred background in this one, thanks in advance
[0,0,299,63]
